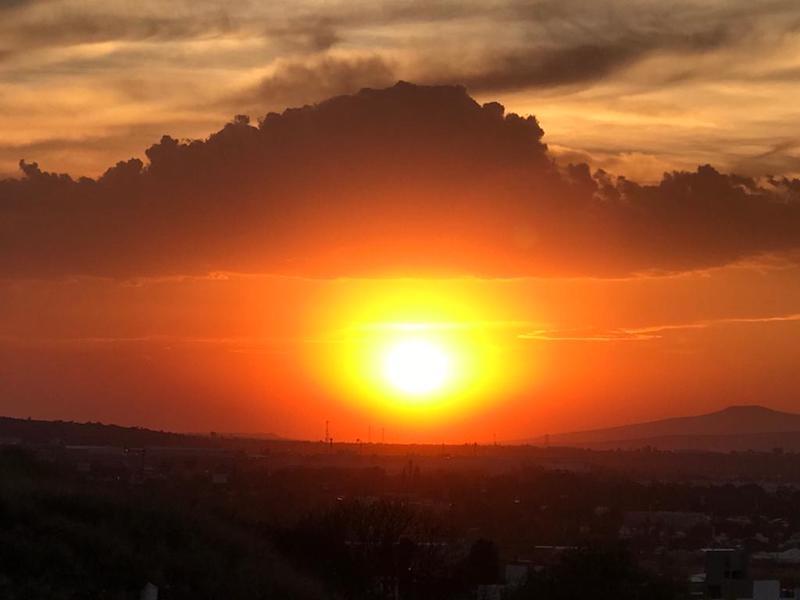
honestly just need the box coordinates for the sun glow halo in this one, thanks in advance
[324,285,524,420]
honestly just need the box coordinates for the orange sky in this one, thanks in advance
[2,265,800,442]
[2,2,800,442]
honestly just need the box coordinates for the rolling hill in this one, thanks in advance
[527,405,800,452]
[0,416,280,448]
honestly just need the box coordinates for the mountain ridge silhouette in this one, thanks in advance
[525,405,800,451]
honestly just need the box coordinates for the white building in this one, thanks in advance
[141,582,158,600]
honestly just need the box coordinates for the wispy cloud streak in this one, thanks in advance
[519,313,800,342]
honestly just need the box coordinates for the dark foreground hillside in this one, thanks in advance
[0,445,683,600]
[0,447,323,600]
[0,416,216,448]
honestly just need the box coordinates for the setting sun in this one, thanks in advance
[316,281,533,426]
[382,338,453,397]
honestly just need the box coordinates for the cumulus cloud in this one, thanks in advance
[3,0,800,180]
[1,82,799,279]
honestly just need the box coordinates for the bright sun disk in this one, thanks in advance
[382,338,452,396]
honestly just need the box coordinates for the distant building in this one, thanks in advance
[700,555,800,599]
[752,580,779,600]
[704,548,750,599]
[752,548,800,564]
[504,562,529,589]
[475,584,503,600]
[624,511,709,531]
[537,458,592,473]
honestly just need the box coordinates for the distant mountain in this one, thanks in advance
[0,416,279,448]
[527,406,800,452]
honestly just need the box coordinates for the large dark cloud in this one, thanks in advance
[1,82,799,279]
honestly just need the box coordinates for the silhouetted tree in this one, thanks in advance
[466,538,500,585]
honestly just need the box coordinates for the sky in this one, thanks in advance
[3,0,800,181]
[1,0,800,442]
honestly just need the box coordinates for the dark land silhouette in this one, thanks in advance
[5,409,800,598]
[6,405,800,455]
[4,409,800,599]
[524,405,800,452]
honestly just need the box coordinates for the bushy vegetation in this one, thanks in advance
[0,447,322,600]
[0,447,692,599]
[508,546,676,600]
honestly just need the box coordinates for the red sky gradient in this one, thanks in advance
[2,264,800,443]
[2,1,800,443]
